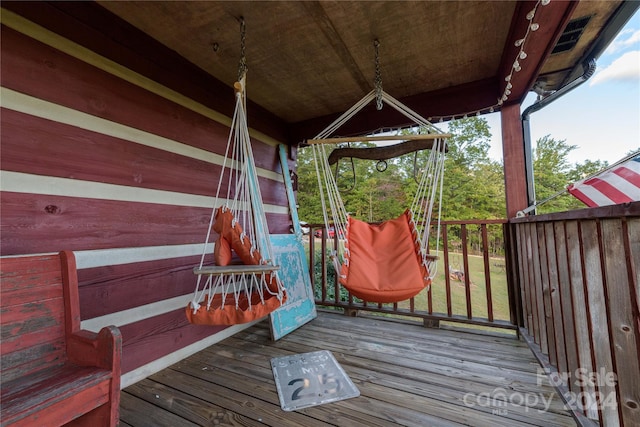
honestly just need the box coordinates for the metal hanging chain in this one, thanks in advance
[238,17,248,81]
[374,39,383,110]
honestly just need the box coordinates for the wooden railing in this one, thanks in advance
[307,219,518,331]
[509,202,640,427]
[305,203,640,426]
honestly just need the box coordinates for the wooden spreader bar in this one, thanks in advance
[306,133,450,145]
[194,264,280,276]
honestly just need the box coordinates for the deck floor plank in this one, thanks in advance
[120,311,576,426]
[124,378,255,426]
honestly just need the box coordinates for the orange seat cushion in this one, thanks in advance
[339,210,430,303]
[186,272,283,325]
[188,207,286,325]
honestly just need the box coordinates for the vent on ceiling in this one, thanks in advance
[552,15,592,54]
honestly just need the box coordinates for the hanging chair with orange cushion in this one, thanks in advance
[187,75,286,326]
[339,210,436,303]
[307,88,447,304]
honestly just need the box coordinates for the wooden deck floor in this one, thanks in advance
[119,311,577,426]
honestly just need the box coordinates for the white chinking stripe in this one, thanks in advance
[74,243,213,269]
[80,293,192,332]
[120,319,259,388]
[76,244,231,340]
[0,8,283,150]
[1,88,282,183]
[0,243,210,262]
[0,171,288,214]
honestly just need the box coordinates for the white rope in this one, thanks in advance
[310,88,447,282]
[313,91,377,140]
[406,135,446,279]
[192,270,285,313]
[191,74,285,313]
[381,91,444,134]
[312,141,349,270]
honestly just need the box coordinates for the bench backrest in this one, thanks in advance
[1,251,80,382]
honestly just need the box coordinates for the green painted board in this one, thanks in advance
[269,234,317,340]
[269,144,317,340]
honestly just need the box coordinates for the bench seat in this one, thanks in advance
[1,365,112,426]
[0,251,121,426]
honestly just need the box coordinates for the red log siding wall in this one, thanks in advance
[1,8,291,386]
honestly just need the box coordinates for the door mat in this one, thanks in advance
[271,350,360,411]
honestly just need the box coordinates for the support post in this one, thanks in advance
[501,103,529,218]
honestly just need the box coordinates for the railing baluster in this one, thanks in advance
[333,230,340,305]
[442,224,452,317]
[481,224,493,322]
[461,224,472,319]
[321,227,328,303]
[309,226,318,298]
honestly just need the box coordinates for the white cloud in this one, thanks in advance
[590,50,640,86]
[603,28,640,55]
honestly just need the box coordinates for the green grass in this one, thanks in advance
[414,253,510,321]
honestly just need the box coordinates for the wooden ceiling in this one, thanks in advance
[85,1,637,139]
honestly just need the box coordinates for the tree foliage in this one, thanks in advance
[297,117,508,223]
[532,135,608,214]
[296,117,608,223]
[440,118,505,220]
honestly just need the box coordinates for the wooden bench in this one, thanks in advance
[1,251,122,426]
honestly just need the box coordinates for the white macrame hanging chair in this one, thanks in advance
[307,88,448,304]
[186,74,286,325]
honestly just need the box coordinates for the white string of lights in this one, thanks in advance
[427,0,551,123]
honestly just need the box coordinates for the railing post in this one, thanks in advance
[343,308,359,317]
[423,318,440,328]
[504,222,524,328]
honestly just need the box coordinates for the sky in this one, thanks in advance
[482,8,640,166]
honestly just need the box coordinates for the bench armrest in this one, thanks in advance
[67,325,122,372]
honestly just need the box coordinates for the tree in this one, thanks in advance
[532,135,609,214]
[440,117,505,220]
[296,117,507,223]
[295,145,325,223]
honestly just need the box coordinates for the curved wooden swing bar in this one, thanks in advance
[324,137,449,166]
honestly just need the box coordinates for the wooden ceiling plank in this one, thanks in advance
[302,1,372,95]
[6,0,628,141]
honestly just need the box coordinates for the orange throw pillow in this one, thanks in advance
[212,208,261,265]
